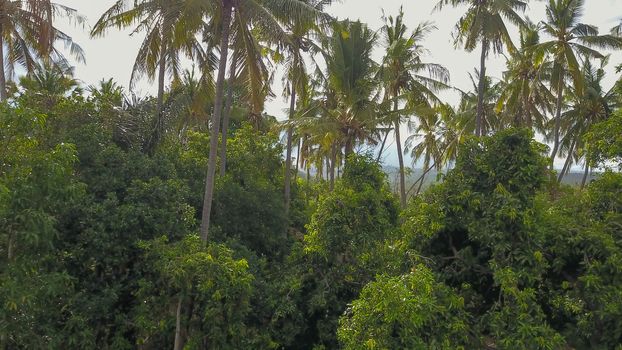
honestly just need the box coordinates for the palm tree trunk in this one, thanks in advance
[329,144,336,190]
[295,138,301,180]
[517,90,529,127]
[173,295,184,350]
[220,63,236,177]
[551,78,564,164]
[0,24,7,102]
[376,128,390,162]
[344,137,354,157]
[407,161,436,196]
[154,40,167,149]
[416,170,427,195]
[284,87,296,214]
[558,137,576,183]
[200,2,232,246]
[581,162,589,189]
[394,100,407,208]
[7,229,13,261]
[476,39,488,137]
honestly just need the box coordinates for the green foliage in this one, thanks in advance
[585,109,622,169]
[0,101,86,348]
[402,129,564,349]
[338,265,469,350]
[539,171,622,348]
[135,235,253,349]
[293,154,399,347]
[212,125,289,258]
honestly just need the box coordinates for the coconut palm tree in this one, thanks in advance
[457,70,504,134]
[281,0,330,212]
[405,103,465,196]
[200,0,326,245]
[378,7,450,207]
[435,0,527,137]
[533,0,622,162]
[166,68,214,140]
[92,0,209,151]
[0,1,84,101]
[322,20,382,156]
[497,21,555,130]
[557,58,618,185]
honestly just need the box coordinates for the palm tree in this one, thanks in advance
[0,1,84,101]
[497,21,555,130]
[378,7,450,207]
[533,0,622,162]
[435,0,527,137]
[322,20,382,156]
[557,58,618,185]
[92,0,209,151]
[166,68,214,140]
[457,70,503,134]
[19,62,80,97]
[200,0,326,244]
[281,0,329,213]
[405,103,465,196]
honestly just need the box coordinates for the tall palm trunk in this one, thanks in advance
[284,86,296,213]
[6,229,13,261]
[344,136,354,157]
[220,63,236,177]
[550,77,564,163]
[329,144,336,190]
[152,40,167,151]
[0,23,7,102]
[558,137,576,183]
[581,162,589,189]
[394,100,406,208]
[173,295,184,350]
[295,138,301,180]
[476,39,488,137]
[200,2,232,245]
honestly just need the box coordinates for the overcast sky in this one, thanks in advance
[54,0,622,168]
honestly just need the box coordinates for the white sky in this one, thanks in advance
[53,0,622,168]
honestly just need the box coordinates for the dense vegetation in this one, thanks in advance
[2,0,622,349]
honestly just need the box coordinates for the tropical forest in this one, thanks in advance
[2,0,622,349]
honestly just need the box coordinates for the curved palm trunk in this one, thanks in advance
[219,63,236,177]
[200,2,232,245]
[557,137,576,183]
[407,161,436,197]
[476,39,488,137]
[0,24,7,102]
[376,128,390,162]
[284,87,296,214]
[416,169,427,196]
[550,78,564,164]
